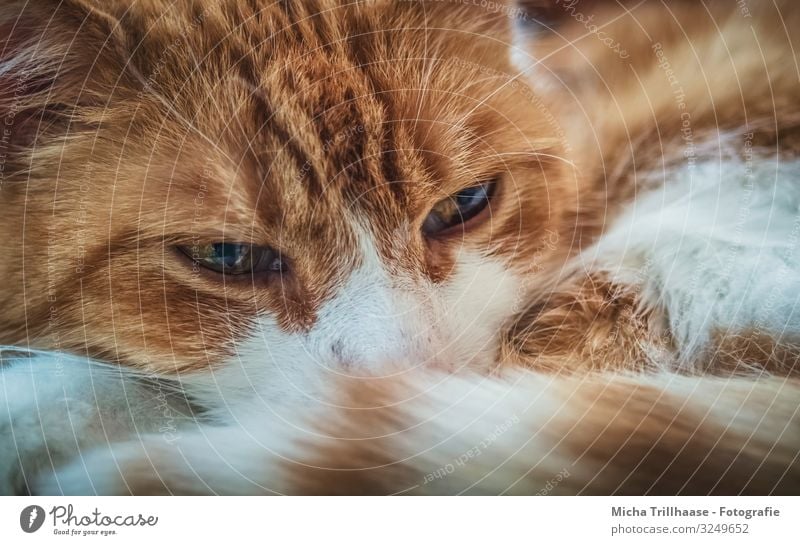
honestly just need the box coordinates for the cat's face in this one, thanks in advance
[1,0,575,381]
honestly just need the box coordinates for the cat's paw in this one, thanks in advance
[35,441,176,496]
[0,419,33,495]
[0,354,101,495]
[36,427,284,496]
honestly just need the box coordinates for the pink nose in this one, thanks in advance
[327,340,453,375]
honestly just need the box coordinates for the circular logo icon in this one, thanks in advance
[20,505,45,533]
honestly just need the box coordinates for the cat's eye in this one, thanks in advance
[178,242,285,275]
[422,180,497,237]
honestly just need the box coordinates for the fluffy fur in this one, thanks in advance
[1,0,799,494]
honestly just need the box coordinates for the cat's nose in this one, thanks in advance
[326,336,409,372]
[326,336,449,374]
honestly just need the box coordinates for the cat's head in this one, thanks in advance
[0,0,577,388]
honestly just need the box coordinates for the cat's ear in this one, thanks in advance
[507,0,639,88]
[514,0,652,34]
[0,0,129,151]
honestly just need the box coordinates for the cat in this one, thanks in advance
[0,0,798,494]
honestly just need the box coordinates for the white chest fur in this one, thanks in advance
[584,155,800,368]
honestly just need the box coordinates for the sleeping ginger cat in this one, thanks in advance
[1,0,799,494]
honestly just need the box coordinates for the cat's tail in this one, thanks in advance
[37,371,800,495]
